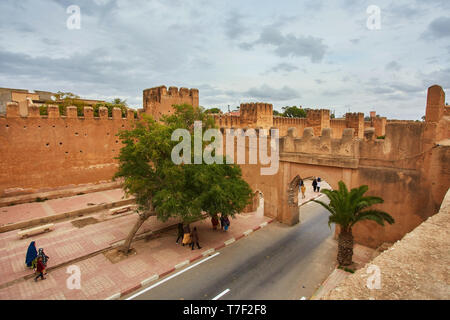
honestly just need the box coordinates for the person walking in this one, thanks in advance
[223,215,230,231]
[25,241,38,269]
[312,178,318,193]
[37,248,49,275]
[211,216,219,230]
[220,215,225,231]
[300,180,306,199]
[190,227,202,250]
[176,223,184,244]
[182,224,191,247]
[34,257,46,282]
[317,179,321,193]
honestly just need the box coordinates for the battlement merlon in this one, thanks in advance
[345,112,365,121]
[143,86,199,99]
[279,126,360,168]
[240,102,273,114]
[5,102,136,120]
[143,85,199,115]
[425,85,445,123]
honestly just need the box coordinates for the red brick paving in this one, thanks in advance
[0,182,326,300]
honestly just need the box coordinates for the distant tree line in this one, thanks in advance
[273,106,335,119]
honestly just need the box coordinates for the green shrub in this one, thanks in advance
[39,105,48,116]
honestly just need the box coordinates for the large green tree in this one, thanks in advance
[314,181,395,266]
[114,104,253,254]
[281,106,307,118]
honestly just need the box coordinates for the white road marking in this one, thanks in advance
[243,229,253,236]
[141,274,159,287]
[105,293,120,300]
[224,238,235,245]
[212,288,230,300]
[126,252,220,300]
[174,260,189,269]
[202,248,215,256]
[260,222,268,228]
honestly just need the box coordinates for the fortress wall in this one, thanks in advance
[330,119,347,138]
[273,117,307,137]
[240,103,273,129]
[143,86,199,121]
[307,109,330,136]
[345,112,364,138]
[212,114,241,128]
[0,103,136,196]
[280,127,359,159]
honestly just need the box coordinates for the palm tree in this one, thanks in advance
[314,181,395,266]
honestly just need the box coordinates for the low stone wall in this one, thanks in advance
[323,187,450,300]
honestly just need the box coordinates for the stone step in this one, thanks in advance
[17,223,55,239]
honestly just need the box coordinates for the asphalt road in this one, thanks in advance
[126,196,337,300]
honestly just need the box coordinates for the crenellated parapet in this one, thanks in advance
[239,102,273,129]
[211,113,241,128]
[345,112,365,138]
[279,126,360,168]
[306,109,330,136]
[143,85,199,121]
[5,101,136,121]
[273,116,307,125]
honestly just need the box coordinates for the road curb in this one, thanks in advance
[117,218,275,300]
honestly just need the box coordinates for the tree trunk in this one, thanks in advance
[337,228,354,266]
[120,210,153,254]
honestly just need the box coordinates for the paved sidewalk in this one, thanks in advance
[0,188,130,230]
[0,209,271,300]
[0,180,328,300]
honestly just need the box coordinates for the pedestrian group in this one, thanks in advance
[175,214,231,250]
[25,241,50,282]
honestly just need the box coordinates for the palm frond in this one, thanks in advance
[353,209,395,227]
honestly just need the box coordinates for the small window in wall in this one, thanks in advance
[46,143,50,147]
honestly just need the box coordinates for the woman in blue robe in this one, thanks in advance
[25,241,38,268]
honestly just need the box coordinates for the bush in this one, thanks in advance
[39,105,48,116]
[377,135,385,139]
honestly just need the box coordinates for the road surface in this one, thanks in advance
[126,196,337,300]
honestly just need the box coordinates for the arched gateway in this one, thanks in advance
[232,85,449,248]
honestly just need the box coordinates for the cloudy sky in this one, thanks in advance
[0,0,449,119]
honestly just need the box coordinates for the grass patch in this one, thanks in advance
[338,266,355,273]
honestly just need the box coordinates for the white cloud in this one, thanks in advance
[0,0,447,120]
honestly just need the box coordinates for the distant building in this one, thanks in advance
[0,87,105,114]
